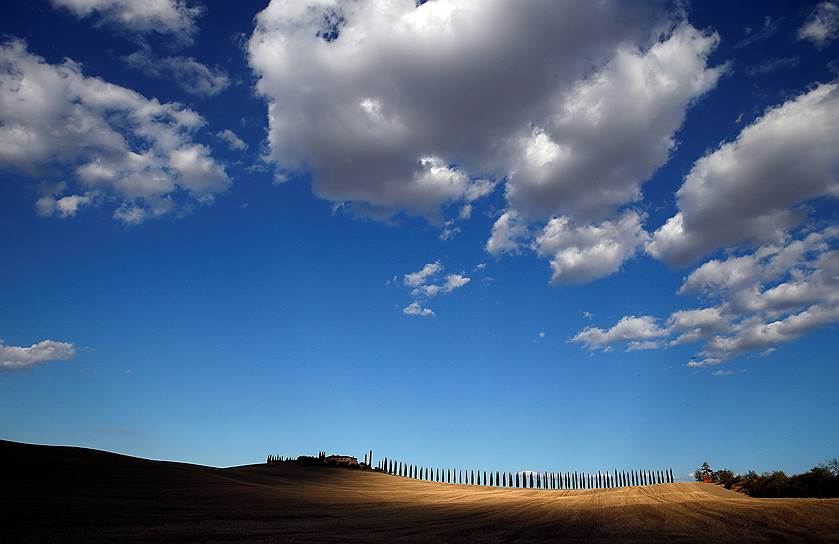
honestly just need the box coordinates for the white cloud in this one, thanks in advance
[572,315,665,350]
[124,49,230,97]
[403,302,434,317]
[36,192,96,218]
[486,210,529,255]
[798,2,839,48]
[216,129,248,151]
[50,0,202,41]
[0,339,76,370]
[574,228,839,367]
[404,261,443,288]
[0,39,230,224]
[505,24,722,221]
[248,2,724,284]
[533,211,649,283]
[169,144,230,196]
[648,83,839,265]
[401,260,470,316]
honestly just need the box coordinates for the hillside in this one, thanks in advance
[2,440,838,543]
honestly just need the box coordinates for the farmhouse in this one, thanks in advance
[324,455,358,467]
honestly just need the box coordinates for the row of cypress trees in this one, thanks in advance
[376,458,674,489]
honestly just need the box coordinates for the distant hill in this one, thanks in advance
[2,439,839,543]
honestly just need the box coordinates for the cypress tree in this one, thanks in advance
[515,472,519,488]
[528,472,533,488]
[669,467,674,484]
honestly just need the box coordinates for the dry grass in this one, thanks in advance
[2,440,838,542]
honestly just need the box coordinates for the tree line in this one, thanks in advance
[374,457,674,490]
[695,459,839,498]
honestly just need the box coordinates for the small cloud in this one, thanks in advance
[583,311,593,319]
[403,302,434,317]
[712,368,747,377]
[216,129,248,151]
[439,220,460,241]
[1,338,76,370]
[799,2,839,48]
[124,48,230,98]
[745,56,798,76]
[538,331,546,339]
[627,340,661,351]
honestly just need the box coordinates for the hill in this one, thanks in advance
[2,440,839,542]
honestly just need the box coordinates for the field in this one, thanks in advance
[2,440,839,543]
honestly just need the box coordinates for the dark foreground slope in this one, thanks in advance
[2,440,839,543]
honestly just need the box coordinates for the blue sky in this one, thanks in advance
[1,0,838,479]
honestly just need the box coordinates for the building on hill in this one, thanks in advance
[324,455,358,467]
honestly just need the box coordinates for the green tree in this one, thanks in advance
[695,462,713,482]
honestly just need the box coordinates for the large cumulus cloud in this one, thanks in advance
[648,83,839,265]
[248,0,722,282]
